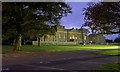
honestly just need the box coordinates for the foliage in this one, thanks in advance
[114,37,120,43]
[106,39,113,43]
[83,2,120,34]
[2,2,72,38]
[2,2,72,51]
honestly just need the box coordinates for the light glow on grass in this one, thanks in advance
[2,45,119,54]
[97,50,120,56]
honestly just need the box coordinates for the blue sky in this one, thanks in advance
[60,2,118,40]
[60,2,88,29]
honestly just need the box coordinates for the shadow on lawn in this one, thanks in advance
[92,62,120,72]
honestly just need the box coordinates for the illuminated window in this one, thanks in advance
[72,35,75,39]
[84,36,86,40]
[75,37,77,39]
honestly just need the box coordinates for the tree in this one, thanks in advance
[2,2,72,51]
[114,37,120,43]
[106,39,113,43]
[83,2,120,34]
[35,23,57,46]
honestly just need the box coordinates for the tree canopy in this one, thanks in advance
[2,2,72,51]
[114,35,120,43]
[83,2,120,34]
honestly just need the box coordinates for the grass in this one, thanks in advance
[97,49,120,56]
[93,62,120,72]
[2,45,119,54]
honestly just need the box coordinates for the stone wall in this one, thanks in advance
[32,41,78,45]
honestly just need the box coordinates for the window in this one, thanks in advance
[64,34,66,39]
[59,34,61,38]
[75,37,77,39]
[84,36,86,40]
[72,35,75,39]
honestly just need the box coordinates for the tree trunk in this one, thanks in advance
[38,37,41,47]
[13,34,22,51]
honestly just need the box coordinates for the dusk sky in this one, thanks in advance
[60,2,88,29]
[60,2,118,40]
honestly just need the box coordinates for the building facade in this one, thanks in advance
[32,25,106,45]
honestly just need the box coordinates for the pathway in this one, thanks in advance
[2,50,120,71]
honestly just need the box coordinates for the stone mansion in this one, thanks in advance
[32,25,106,45]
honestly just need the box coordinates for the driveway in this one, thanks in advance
[2,50,120,71]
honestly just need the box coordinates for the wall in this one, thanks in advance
[32,41,78,45]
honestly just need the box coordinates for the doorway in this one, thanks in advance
[70,39,74,42]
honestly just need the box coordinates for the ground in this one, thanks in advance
[2,45,120,71]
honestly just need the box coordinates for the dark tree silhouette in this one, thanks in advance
[83,2,120,34]
[2,2,72,51]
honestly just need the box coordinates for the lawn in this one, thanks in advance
[93,62,120,72]
[97,50,120,56]
[2,45,119,54]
